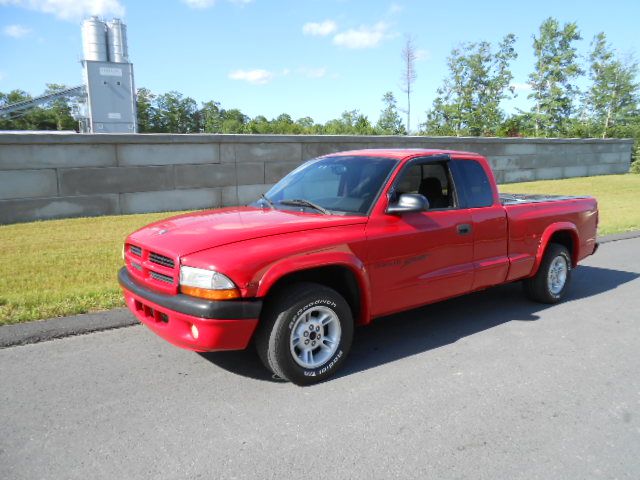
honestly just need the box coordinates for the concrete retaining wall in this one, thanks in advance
[0,133,632,224]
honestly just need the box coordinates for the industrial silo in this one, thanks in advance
[81,16,108,62]
[107,18,129,63]
[80,16,137,133]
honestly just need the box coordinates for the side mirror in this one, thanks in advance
[386,193,429,214]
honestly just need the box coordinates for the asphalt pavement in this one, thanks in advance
[1,238,639,479]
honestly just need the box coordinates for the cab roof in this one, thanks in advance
[324,148,482,160]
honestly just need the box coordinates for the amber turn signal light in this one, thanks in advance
[180,285,240,300]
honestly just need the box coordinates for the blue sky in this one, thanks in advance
[1,0,639,129]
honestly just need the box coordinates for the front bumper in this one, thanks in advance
[118,267,261,352]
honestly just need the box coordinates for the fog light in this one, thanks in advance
[191,323,199,340]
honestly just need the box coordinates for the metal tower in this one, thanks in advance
[0,16,137,134]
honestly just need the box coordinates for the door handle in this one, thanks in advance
[457,223,472,235]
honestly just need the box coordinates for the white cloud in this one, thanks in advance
[302,20,337,37]
[332,22,389,49]
[3,24,31,38]
[182,0,252,8]
[0,0,125,20]
[297,67,327,78]
[228,69,273,85]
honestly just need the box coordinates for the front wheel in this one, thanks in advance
[255,282,354,385]
[523,243,572,304]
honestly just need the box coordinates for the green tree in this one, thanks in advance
[221,108,248,133]
[199,100,224,133]
[136,87,155,132]
[423,34,517,136]
[0,90,33,130]
[498,112,535,137]
[0,87,77,131]
[528,18,583,136]
[245,115,272,134]
[272,113,296,134]
[295,116,316,133]
[376,91,406,135]
[153,91,198,133]
[583,32,639,138]
[42,84,76,131]
[324,110,374,135]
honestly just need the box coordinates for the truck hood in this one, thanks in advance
[127,206,367,258]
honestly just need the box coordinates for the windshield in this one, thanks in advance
[260,155,397,215]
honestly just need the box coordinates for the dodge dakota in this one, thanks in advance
[119,149,599,385]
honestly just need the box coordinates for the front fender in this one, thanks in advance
[254,248,372,325]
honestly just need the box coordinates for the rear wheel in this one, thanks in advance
[523,243,572,303]
[255,282,354,385]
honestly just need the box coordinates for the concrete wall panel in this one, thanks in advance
[0,194,118,224]
[301,142,372,159]
[59,166,174,195]
[234,143,302,163]
[236,162,265,186]
[535,167,565,180]
[563,165,589,178]
[0,144,115,169]
[117,144,219,166]
[120,188,221,214]
[0,169,57,200]
[588,164,618,176]
[504,169,536,183]
[221,186,238,207]
[174,164,236,189]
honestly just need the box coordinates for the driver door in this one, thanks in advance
[365,157,474,317]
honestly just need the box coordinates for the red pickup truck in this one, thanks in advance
[119,149,599,384]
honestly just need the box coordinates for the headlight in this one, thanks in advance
[179,266,240,300]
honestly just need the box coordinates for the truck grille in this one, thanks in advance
[126,243,178,293]
[150,271,174,284]
[149,252,175,269]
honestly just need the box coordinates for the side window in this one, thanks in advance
[395,161,456,209]
[455,160,494,208]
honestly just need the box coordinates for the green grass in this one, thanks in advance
[1,174,638,325]
[0,211,182,326]
[501,174,640,236]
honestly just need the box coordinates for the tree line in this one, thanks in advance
[0,85,405,136]
[1,17,638,169]
[135,87,405,135]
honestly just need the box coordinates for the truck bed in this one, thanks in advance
[499,193,590,205]
[498,193,598,282]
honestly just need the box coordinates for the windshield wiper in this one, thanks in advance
[259,193,276,210]
[279,199,330,215]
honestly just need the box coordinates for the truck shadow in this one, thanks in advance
[198,265,638,383]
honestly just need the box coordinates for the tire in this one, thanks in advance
[523,243,572,304]
[255,282,354,386]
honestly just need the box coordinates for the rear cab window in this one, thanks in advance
[452,159,495,208]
